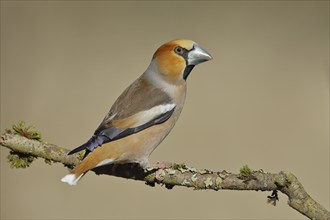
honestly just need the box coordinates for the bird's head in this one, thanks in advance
[152,39,212,83]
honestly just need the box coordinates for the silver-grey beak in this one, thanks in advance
[187,44,212,66]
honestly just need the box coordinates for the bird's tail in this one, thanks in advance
[62,135,113,185]
[61,173,84,186]
[61,159,92,186]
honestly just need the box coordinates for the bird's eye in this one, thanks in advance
[174,46,184,55]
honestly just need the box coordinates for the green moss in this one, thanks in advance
[173,163,189,173]
[204,177,213,187]
[274,176,285,187]
[238,165,252,179]
[7,151,37,168]
[167,169,176,175]
[284,173,295,184]
[173,163,187,170]
[12,120,42,141]
[215,177,222,187]
[77,151,85,160]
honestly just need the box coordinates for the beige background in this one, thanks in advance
[1,1,329,219]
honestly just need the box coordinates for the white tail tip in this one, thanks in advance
[61,174,83,186]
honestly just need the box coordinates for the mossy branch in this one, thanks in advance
[1,123,329,220]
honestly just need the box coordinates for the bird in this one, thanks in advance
[61,39,212,185]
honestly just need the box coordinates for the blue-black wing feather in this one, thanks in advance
[68,108,174,159]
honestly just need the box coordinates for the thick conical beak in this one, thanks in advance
[187,44,212,66]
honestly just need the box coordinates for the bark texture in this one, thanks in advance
[1,131,329,220]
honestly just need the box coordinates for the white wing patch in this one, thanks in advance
[157,103,176,114]
[134,103,176,127]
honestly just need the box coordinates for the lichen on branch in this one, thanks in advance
[12,120,42,141]
[7,151,37,168]
[0,121,329,220]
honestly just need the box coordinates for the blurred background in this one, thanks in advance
[1,1,328,219]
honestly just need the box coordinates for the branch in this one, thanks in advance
[1,123,329,220]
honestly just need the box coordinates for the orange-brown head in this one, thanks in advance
[152,39,212,83]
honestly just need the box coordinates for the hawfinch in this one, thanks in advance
[61,39,212,185]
